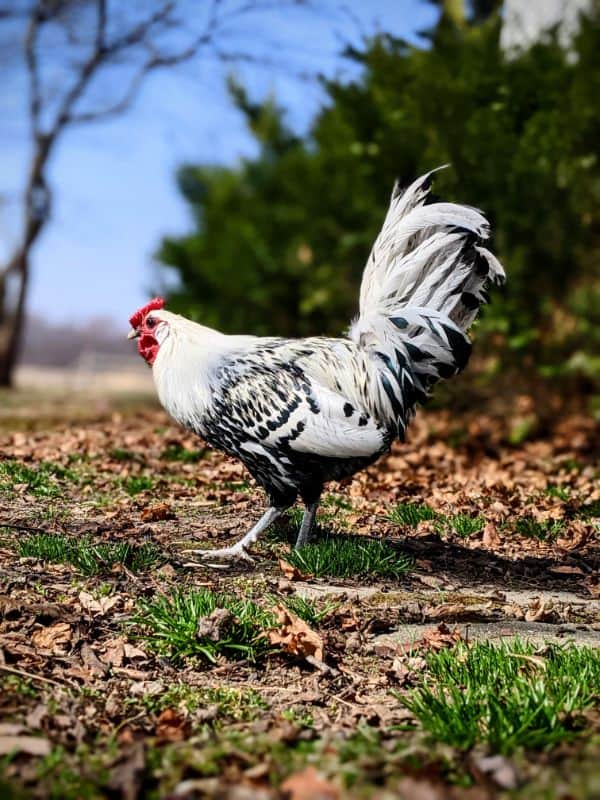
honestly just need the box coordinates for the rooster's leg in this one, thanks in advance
[181,506,283,563]
[294,500,319,549]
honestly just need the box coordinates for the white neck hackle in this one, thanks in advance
[150,310,257,430]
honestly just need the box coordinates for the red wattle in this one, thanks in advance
[138,333,159,365]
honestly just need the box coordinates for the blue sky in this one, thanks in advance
[0,0,438,328]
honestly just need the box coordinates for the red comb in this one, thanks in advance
[129,297,165,328]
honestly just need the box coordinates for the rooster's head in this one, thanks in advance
[128,297,169,365]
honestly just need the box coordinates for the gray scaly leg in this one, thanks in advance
[183,506,283,564]
[294,500,319,549]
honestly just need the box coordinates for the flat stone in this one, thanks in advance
[292,582,600,618]
[373,620,600,648]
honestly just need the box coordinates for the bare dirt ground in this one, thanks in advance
[0,383,599,799]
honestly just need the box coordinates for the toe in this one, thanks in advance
[179,546,254,564]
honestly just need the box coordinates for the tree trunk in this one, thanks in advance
[0,132,53,387]
[0,251,30,388]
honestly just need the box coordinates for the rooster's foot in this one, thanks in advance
[177,507,284,567]
[180,544,254,566]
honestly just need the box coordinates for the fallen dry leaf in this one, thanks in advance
[130,680,164,697]
[388,655,427,685]
[79,591,121,616]
[279,558,311,581]
[268,604,324,662]
[415,558,433,571]
[525,598,554,622]
[403,623,463,654]
[395,776,449,799]
[123,642,147,660]
[482,522,500,547]
[107,741,145,800]
[31,622,72,654]
[155,708,190,742]
[0,735,51,756]
[141,502,175,521]
[101,636,126,667]
[281,766,339,800]
[549,565,585,576]
[25,704,48,730]
[80,642,107,675]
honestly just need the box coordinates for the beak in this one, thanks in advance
[127,328,140,340]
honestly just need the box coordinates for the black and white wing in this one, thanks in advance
[200,344,388,500]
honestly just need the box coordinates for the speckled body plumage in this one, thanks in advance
[129,168,505,561]
[196,338,391,508]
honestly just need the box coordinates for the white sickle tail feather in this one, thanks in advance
[350,168,506,440]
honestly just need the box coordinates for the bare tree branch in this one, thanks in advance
[24,6,41,136]
[104,1,175,56]
[95,0,107,52]
[66,61,152,125]
[0,0,329,386]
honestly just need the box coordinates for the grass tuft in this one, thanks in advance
[133,588,275,664]
[161,444,205,463]
[545,484,570,502]
[578,499,600,520]
[276,594,338,626]
[109,448,137,462]
[121,475,156,496]
[449,514,484,537]
[16,533,162,575]
[388,502,438,527]
[286,537,412,580]
[515,516,565,540]
[404,640,600,754]
[133,682,266,722]
[0,460,75,498]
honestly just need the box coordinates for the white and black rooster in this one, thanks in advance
[129,169,505,563]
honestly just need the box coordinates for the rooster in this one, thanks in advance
[129,169,504,562]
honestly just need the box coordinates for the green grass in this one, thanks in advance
[281,708,315,728]
[1,673,39,699]
[284,507,305,530]
[276,594,339,626]
[515,516,565,540]
[578,499,600,520]
[221,480,252,492]
[389,503,487,539]
[108,448,137,461]
[120,475,156,496]
[15,533,163,575]
[133,588,276,664]
[268,501,353,547]
[545,484,571,502]
[286,537,412,580]
[560,458,585,473]
[388,502,439,527]
[323,493,353,511]
[403,640,600,754]
[449,514,484,537]
[133,682,267,722]
[34,745,113,800]
[161,443,205,463]
[0,460,75,498]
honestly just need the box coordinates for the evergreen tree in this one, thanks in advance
[157,6,599,377]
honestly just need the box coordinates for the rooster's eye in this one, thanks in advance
[147,318,156,329]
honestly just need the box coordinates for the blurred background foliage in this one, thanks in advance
[156,3,599,391]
